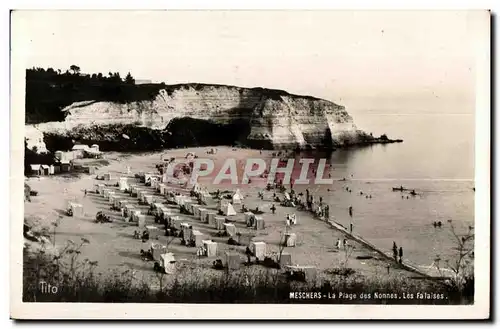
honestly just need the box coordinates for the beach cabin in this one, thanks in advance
[150,243,168,261]
[107,191,116,201]
[113,197,122,209]
[41,165,50,175]
[30,164,42,176]
[254,216,265,230]
[146,225,161,240]
[191,230,205,248]
[159,184,167,195]
[137,214,147,229]
[97,184,105,195]
[109,194,117,205]
[245,212,255,227]
[180,223,193,241]
[131,209,142,221]
[279,252,292,267]
[214,216,225,230]
[250,241,266,260]
[283,233,297,247]
[192,205,203,219]
[206,211,216,225]
[202,240,218,257]
[199,209,210,223]
[118,177,129,191]
[60,160,71,172]
[225,252,241,270]
[103,173,111,181]
[144,194,154,205]
[223,223,237,237]
[67,202,84,217]
[159,253,176,274]
[170,216,182,230]
[284,265,317,283]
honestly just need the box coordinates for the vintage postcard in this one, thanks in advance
[10,10,490,319]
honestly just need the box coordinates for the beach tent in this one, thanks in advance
[146,225,161,240]
[159,253,176,274]
[250,241,266,260]
[232,189,244,204]
[191,230,205,247]
[219,202,237,216]
[223,223,237,237]
[97,184,105,195]
[103,173,111,181]
[214,216,226,230]
[225,252,240,270]
[202,240,218,257]
[109,195,116,205]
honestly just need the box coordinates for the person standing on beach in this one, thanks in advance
[84,189,87,197]
[399,247,403,264]
[392,242,398,262]
[349,222,353,234]
[336,238,341,250]
[349,206,353,217]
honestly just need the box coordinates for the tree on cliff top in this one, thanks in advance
[69,65,81,75]
[125,72,135,85]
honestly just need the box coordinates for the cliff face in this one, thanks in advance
[25,84,360,151]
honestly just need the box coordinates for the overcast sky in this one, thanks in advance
[13,10,486,109]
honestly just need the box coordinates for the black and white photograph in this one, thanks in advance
[10,9,490,319]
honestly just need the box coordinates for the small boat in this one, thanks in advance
[392,186,408,192]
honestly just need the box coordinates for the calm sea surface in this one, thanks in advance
[302,104,475,269]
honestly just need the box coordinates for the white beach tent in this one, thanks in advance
[232,189,244,205]
[219,201,237,216]
[160,252,176,274]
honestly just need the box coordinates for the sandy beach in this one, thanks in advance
[24,146,430,288]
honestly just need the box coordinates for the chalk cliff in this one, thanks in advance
[25,84,367,152]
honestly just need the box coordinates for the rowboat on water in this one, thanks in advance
[392,186,408,192]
